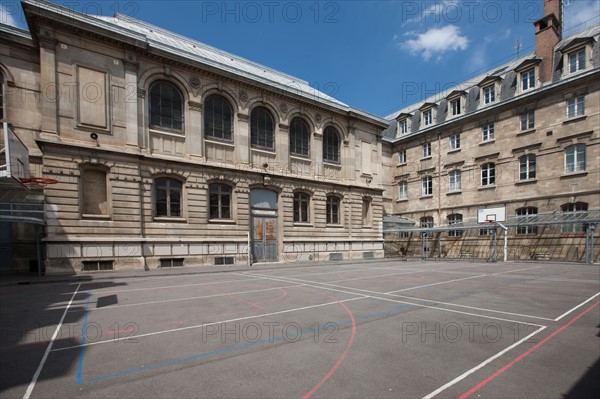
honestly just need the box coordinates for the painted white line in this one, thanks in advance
[421,326,547,399]
[491,265,545,275]
[327,269,438,284]
[554,292,600,321]
[240,273,545,327]
[50,296,367,352]
[385,275,487,294]
[85,284,304,311]
[23,283,82,399]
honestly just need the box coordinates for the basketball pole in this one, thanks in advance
[497,222,508,262]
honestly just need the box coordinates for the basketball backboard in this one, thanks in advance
[1,122,30,190]
[477,206,506,223]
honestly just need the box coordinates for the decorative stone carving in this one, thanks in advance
[137,88,146,99]
[279,103,288,113]
[239,90,248,102]
[190,77,201,89]
[188,101,203,112]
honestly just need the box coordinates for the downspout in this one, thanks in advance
[437,134,441,222]
[139,161,148,270]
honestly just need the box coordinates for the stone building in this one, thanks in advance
[0,0,598,273]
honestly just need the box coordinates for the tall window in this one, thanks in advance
[398,181,408,200]
[326,195,340,224]
[448,213,463,237]
[293,192,310,223]
[481,163,496,186]
[422,109,433,126]
[483,85,496,104]
[398,149,407,164]
[520,111,535,131]
[290,117,310,157]
[568,49,586,73]
[567,96,585,118]
[451,98,461,116]
[420,216,434,238]
[209,183,231,220]
[450,134,460,150]
[399,119,408,134]
[81,168,108,216]
[422,142,432,158]
[149,81,183,131]
[362,198,372,226]
[521,69,535,91]
[565,144,586,173]
[519,154,536,180]
[482,124,494,142]
[155,178,182,217]
[422,176,433,196]
[448,170,461,192]
[516,207,538,235]
[0,73,4,120]
[562,202,588,233]
[323,126,340,163]
[251,106,275,150]
[204,94,233,141]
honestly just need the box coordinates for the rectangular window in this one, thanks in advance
[449,170,461,192]
[422,176,433,196]
[481,163,496,186]
[450,134,460,150]
[520,111,535,131]
[451,98,461,116]
[519,154,536,180]
[567,96,585,118]
[516,208,538,235]
[482,124,494,142]
[293,192,310,223]
[398,149,407,164]
[82,260,114,271]
[448,214,463,237]
[569,49,586,73]
[423,109,433,126]
[565,144,586,173]
[483,85,496,104]
[422,142,432,158]
[82,168,109,216]
[398,181,408,200]
[399,119,408,134]
[326,196,340,225]
[521,69,535,91]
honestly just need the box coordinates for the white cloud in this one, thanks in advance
[0,3,21,28]
[401,25,469,61]
[564,0,600,34]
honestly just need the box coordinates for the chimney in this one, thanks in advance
[534,0,563,83]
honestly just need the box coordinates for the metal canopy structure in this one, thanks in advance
[383,210,600,233]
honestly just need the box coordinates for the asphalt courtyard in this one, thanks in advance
[1,260,599,398]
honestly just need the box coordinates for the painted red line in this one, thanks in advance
[302,291,357,399]
[457,300,600,399]
[254,288,288,306]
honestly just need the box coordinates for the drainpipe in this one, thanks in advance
[437,134,441,223]
[138,161,148,270]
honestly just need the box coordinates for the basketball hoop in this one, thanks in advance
[20,177,59,189]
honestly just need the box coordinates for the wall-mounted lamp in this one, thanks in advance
[90,133,98,140]
[263,175,271,185]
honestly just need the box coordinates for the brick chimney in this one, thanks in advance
[534,0,563,83]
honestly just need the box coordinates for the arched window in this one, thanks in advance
[323,126,340,163]
[251,106,274,150]
[293,191,310,223]
[516,207,538,235]
[204,94,233,141]
[290,117,310,157]
[561,202,588,233]
[149,81,183,132]
[326,195,341,225]
[209,183,232,220]
[448,214,463,237]
[155,178,182,217]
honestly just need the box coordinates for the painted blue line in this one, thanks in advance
[76,290,92,385]
[82,271,553,383]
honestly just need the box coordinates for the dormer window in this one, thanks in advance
[569,48,586,73]
[478,76,501,107]
[419,103,436,128]
[560,38,593,77]
[446,90,466,118]
[483,85,496,104]
[521,69,535,91]
[395,113,412,137]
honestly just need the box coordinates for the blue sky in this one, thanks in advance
[1,0,599,117]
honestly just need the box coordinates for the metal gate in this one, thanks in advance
[252,216,278,262]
